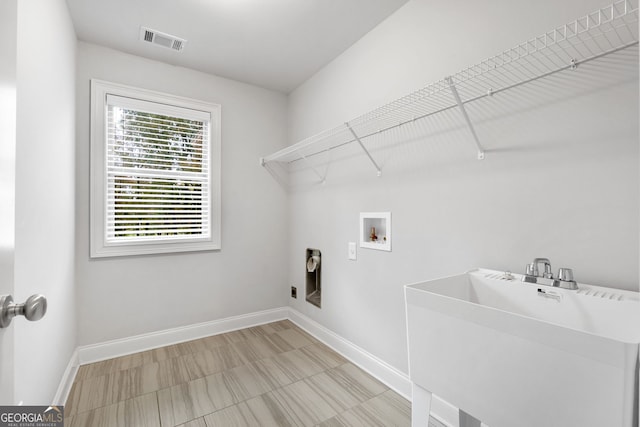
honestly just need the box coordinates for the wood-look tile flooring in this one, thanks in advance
[66,320,445,427]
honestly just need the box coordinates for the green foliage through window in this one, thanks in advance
[106,107,210,240]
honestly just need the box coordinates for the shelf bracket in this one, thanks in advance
[446,76,485,160]
[346,123,382,176]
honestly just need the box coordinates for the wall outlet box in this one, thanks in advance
[348,242,357,260]
[291,286,297,298]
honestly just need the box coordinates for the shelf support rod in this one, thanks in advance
[296,149,326,184]
[446,76,485,160]
[345,123,382,177]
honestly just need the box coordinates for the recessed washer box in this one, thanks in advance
[360,212,391,251]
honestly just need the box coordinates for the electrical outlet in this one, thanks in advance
[291,286,297,298]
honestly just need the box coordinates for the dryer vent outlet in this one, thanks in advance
[306,248,321,308]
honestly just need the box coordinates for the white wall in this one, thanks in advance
[75,43,289,345]
[13,0,77,404]
[0,0,18,405]
[286,0,639,375]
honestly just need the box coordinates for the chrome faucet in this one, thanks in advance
[530,258,553,279]
[523,258,578,290]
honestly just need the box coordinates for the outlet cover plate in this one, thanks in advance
[348,242,357,260]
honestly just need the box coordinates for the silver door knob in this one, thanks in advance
[0,294,47,328]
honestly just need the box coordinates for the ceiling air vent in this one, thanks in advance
[139,27,187,52]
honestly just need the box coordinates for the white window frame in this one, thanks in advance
[90,79,221,257]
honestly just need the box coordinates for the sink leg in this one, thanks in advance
[411,383,432,427]
[460,409,482,427]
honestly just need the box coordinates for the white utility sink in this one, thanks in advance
[404,268,640,427]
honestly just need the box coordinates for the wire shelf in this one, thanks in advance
[260,0,639,176]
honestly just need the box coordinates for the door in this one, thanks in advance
[0,0,18,405]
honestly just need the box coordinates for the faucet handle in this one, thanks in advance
[557,268,574,282]
[525,263,537,276]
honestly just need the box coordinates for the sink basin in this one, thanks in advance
[405,268,640,427]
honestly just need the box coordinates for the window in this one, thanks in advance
[90,80,221,257]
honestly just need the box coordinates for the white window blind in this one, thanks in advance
[106,95,210,243]
[91,80,221,257]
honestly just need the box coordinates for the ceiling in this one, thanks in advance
[65,0,409,93]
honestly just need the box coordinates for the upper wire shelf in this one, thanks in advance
[260,0,639,178]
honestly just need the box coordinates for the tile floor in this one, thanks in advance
[65,320,445,426]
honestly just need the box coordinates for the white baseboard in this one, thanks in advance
[287,308,458,427]
[53,348,78,406]
[77,307,289,365]
[54,307,288,405]
[56,305,460,426]
[287,308,412,398]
